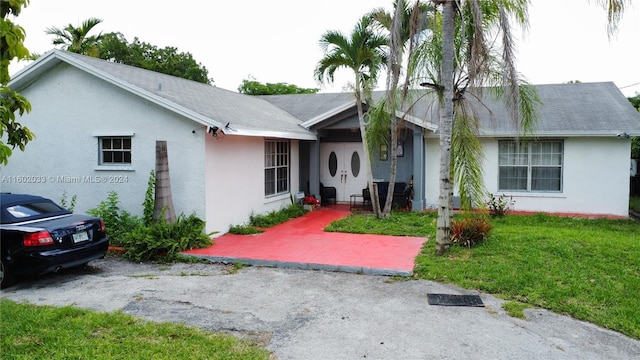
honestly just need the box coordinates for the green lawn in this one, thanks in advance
[0,300,271,360]
[327,211,640,339]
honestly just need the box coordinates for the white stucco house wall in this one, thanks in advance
[420,82,640,217]
[2,50,314,235]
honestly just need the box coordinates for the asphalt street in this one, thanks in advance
[2,258,639,360]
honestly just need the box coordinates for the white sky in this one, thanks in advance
[8,0,640,96]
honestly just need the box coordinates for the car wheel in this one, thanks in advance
[0,258,15,289]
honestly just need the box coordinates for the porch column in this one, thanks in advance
[412,125,425,211]
[309,139,320,198]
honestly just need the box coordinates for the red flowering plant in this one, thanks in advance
[303,195,320,210]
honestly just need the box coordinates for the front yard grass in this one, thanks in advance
[327,211,640,339]
[0,300,271,360]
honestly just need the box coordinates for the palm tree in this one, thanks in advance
[593,0,630,37]
[419,0,631,255]
[45,17,103,56]
[315,15,388,217]
[408,0,538,255]
[367,0,433,217]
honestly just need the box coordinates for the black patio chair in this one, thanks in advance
[320,183,337,205]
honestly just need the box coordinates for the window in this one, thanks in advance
[265,140,289,196]
[498,140,563,192]
[100,137,131,165]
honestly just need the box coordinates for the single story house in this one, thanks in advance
[3,50,640,235]
[263,81,640,217]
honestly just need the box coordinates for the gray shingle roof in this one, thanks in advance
[12,50,639,139]
[471,82,640,137]
[10,50,316,140]
[262,82,640,137]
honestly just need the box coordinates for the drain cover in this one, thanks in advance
[427,293,484,307]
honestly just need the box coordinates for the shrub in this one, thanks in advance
[87,191,141,247]
[142,170,155,225]
[89,180,213,261]
[249,204,306,228]
[121,213,213,262]
[228,224,263,235]
[229,204,306,235]
[59,191,77,212]
[486,193,515,218]
[451,215,492,247]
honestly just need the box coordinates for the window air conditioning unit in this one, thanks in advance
[632,159,638,177]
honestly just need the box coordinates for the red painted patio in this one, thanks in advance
[183,205,427,276]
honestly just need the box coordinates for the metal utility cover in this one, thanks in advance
[427,293,484,307]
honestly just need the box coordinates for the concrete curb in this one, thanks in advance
[186,254,413,277]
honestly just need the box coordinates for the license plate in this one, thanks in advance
[72,231,89,243]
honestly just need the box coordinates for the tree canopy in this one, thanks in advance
[315,15,389,218]
[44,18,213,84]
[1,0,34,166]
[238,78,319,95]
[45,17,103,56]
[96,33,212,84]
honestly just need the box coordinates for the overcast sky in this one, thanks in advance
[9,0,640,96]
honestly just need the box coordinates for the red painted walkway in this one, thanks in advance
[183,205,427,276]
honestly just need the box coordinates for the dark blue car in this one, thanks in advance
[0,193,109,288]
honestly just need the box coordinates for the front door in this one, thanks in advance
[320,142,367,202]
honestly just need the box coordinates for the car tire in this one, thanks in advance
[0,258,15,289]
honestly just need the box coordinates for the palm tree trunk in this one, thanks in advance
[435,0,455,255]
[153,140,177,223]
[355,80,382,217]
[382,0,405,218]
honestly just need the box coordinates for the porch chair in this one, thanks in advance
[320,183,337,205]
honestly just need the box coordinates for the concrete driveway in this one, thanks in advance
[2,258,639,360]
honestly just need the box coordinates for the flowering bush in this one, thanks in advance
[451,215,492,247]
[486,193,515,218]
[303,195,320,207]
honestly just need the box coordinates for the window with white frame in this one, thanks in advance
[265,140,289,196]
[498,140,563,192]
[99,137,132,165]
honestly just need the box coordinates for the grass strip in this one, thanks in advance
[0,300,271,360]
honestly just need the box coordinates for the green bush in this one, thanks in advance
[59,191,77,212]
[121,213,212,262]
[228,224,263,235]
[142,170,155,225]
[229,204,306,235]
[486,193,515,218]
[451,215,492,247]
[249,204,306,228]
[89,181,213,261]
[87,191,142,247]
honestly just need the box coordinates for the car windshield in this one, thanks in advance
[6,201,66,219]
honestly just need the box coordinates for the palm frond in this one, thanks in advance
[451,105,486,209]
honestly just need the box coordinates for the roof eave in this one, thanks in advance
[226,129,317,140]
[301,99,357,129]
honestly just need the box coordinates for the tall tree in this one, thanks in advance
[315,16,388,217]
[368,0,432,217]
[1,0,34,166]
[435,0,456,255]
[45,17,103,56]
[97,33,212,84]
[593,0,630,37]
[408,0,538,255]
[238,78,319,95]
